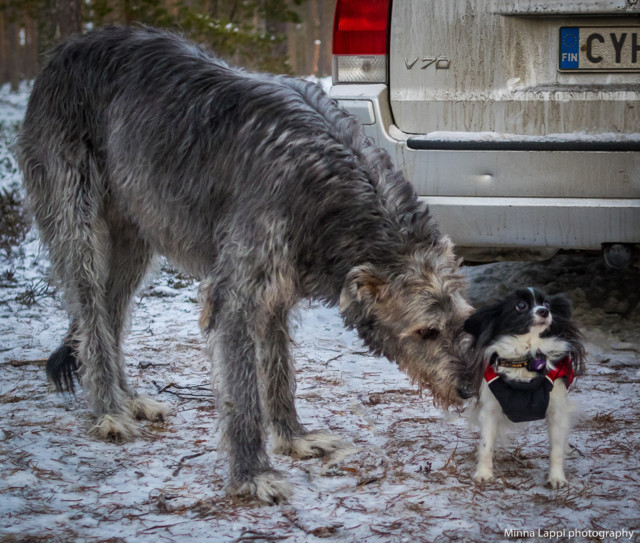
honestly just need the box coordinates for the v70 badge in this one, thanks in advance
[405,57,451,70]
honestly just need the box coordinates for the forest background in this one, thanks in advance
[0,0,337,88]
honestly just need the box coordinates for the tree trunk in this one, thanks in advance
[25,18,39,79]
[0,13,8,84]
[7,21,20,91]
[318,0,335,77]
[37,0,82,59]
[309,0,319,75]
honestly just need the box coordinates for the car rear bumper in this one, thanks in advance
[424,196,640,250]
[329,84,640,250]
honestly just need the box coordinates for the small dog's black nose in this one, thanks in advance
[536,307,549,318]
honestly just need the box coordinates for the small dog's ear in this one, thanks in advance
[549,294,572,319]
[464,303,500,340]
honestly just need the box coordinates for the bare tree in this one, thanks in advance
[7,19,20,91]
[37,0,82,59]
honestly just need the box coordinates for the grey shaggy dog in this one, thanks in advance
[19,26,478,504]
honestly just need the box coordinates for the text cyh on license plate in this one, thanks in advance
[559,27,640,71]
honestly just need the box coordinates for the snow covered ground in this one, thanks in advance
[1,82,639,542]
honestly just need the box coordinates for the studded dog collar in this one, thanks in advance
[491,352,547,373]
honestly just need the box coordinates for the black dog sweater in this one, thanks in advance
[484,356,575,423]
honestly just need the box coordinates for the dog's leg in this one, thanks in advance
[104,216,168,423]
[21,132,145,440]
[262,305,345,459]
[27,150,140,440]
[50,172,142,440]
[46,216,166,423]
[546,380,570,488]
[72,215,141,441]
[205,294,291,504]
[474,383,501,483]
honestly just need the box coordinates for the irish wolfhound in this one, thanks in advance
[19,26,477,504]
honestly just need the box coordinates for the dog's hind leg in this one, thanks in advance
[71,212,142,441]
[44,214,166,423]
[22,142,139,440]
[546,380,571,488]
[52,179,141,439]
[204,292,292,504]
[104,213,168,423]
[263,305,345,460]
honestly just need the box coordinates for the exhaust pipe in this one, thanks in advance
[603,244,637,269]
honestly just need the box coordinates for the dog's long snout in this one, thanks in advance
[458,386,474,400]
[457,379,475,400]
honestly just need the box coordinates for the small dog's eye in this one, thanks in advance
[515,301,528,312]
[543,302,550,309]
[416,328,440,341]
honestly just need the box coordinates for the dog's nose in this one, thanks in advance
[457,383,474,400]
[536,307,549,318]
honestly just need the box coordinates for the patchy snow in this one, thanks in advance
[0,82,30,195]
[0,82,30,129]
[1,83,639,542]
[303,75,333,95]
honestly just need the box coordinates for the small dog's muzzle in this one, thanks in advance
[535,307,549,319]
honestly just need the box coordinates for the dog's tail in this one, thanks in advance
[46,343,80,394]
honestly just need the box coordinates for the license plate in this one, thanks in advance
[559,26,640,72]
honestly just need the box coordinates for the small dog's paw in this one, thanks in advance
[274,431,353,460]
[130,395,169,422]
[547,474,568,489]
[236,471,292,505]
[473,469,494,484]
[92,414,139,442]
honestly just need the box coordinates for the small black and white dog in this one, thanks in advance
[464,288,585,488]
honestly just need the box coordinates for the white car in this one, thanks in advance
[330,0,640,266]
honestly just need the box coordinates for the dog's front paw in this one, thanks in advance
[91,414,139,442]
[130,395,169,422]
[547,472,568,489]
[473,468,494,484]
[274,431,353,460]
[235,471,292,505]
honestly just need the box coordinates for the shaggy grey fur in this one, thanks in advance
[19,26,478,504]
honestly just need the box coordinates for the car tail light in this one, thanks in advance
[332,0,390,84]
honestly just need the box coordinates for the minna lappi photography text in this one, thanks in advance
[505,528,635,540]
